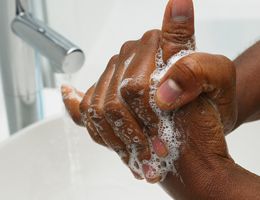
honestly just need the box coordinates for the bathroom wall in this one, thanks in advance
[45,0,260,89]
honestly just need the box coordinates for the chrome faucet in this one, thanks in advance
[0,0,85,134]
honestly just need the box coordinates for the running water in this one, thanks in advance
[62,110,85,199]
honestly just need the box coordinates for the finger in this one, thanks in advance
[120,30,168,158]
[61,85,84,126]
[161,0,195,62]
[156,53,237,132]
[85,55,130,164]
[80,85,107,147]
[142,164,161,184]
[104,41,151,163]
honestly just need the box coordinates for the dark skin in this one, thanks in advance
[235,41,260,127]
[61,0,260,199]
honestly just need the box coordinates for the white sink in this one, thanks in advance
[0,1,259,198]
[0,115,259,200]
[0,115,170,200]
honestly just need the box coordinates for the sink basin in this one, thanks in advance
[0,115,259,200]
[0,115,170,200]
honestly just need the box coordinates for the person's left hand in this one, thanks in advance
[61,28,173,182]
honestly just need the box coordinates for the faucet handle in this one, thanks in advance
[12,12,85,73]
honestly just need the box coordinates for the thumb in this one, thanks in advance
[156,53,237,132]
[161,0,195,62]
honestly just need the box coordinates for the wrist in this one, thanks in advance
[233,41,260,128]
[209,158,260,200]
[160,154,236,199]
[179,156,236,199]
[234,66,260,128]
[180,156,260,200]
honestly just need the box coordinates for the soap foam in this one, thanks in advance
[127,48,194,181]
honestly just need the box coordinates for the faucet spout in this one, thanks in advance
[0,0,85,134]
[12,1,85,73]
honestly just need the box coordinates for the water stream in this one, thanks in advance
[62,110,85,199]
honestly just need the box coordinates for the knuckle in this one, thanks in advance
[217,55,236,76]
[104,99,122,120]
[108,54,119,66]
[175,55,202,85]
[163,25,194,45]
[120,41,137,55]
[210,54,236,88]
[88,104,104,122]
[141,29,160,41]
[120,77,148,100]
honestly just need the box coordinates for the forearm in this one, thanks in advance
[234,41,260,128]
[160,158,260,200]
[211,159,260,200]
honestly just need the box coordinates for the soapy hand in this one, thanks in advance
[62,0,237,198]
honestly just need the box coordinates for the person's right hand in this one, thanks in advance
[61,0,242,199]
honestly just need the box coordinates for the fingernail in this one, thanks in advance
[142,164,161,184]
[152,137,168,158]
[157,79,183,105]
[171,0,193,21]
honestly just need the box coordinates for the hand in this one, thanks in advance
[154,0,237,199]
[157,53,237,199]
[62,29,172,182]
[62,0,238,198]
